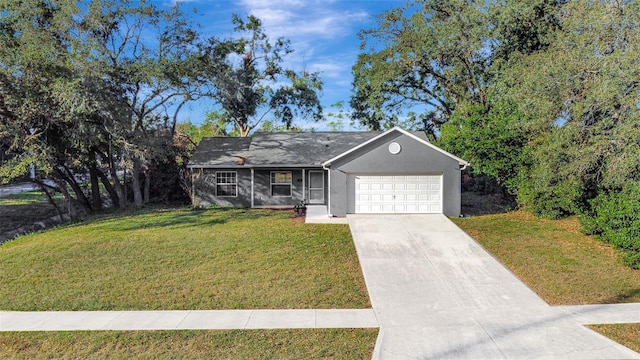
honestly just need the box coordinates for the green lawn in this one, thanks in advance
[0,207,370,311]
[0,329,378,359]
[452,211,640,305]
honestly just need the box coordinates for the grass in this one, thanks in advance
[589,324,640,353]
[0,191,62,234]
[452,211,640,305]
[453,208,640,352]
[0,206,370,311]
[0,329,378,359]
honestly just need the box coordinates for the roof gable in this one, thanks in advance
[322,127,468,168]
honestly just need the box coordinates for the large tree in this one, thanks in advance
[199,15,323,137]
[351,0,493,134]
[503,1,640,216]
[0,0,202,211]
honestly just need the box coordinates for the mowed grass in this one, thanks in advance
[0,207,370,310]
[589,324,640,353]
[0,329,378,359]
[452,211,640,305]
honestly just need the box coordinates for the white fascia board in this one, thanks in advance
[321,126,469,168]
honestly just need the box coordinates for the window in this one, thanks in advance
[271,171,292,197]
[215,171,237,197]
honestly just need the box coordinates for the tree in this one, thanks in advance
[79,1,203,207]
[351,0,493,132]
[502,1,640,216]
[438,102,530,195]
[199,15,323,137]
[0,0,202,211]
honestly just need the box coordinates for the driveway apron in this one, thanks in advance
[348,214,640,360]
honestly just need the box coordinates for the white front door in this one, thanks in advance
[354,175,442,213]
[308,170,324,204]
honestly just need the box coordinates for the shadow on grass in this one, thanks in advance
[0,192,62,234]
[600,287,640,305]
[460,191,516,217]
[83,206,283,232]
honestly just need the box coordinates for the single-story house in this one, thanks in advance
[187,126,468,217]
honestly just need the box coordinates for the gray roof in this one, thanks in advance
[188,137,251,167]
[188,130,431,168]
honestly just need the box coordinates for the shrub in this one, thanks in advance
[580,183,640,269]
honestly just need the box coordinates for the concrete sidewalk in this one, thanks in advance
[348,214,640,360]
[0,309,378,331]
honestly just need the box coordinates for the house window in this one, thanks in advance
[215,171,237,197]
[271,171,292,197]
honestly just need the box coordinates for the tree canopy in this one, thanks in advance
[0,1,322,215]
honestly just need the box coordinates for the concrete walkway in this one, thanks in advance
[0,309,377,331]
[347,214,640,359]
[304,204,348,224]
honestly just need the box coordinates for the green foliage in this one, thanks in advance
[516,128,594,219]
[0,0,206,209]
[351,0,492,131]
[580,184,640,269]
[438,103,529,194]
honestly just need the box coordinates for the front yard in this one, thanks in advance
[453,210,640,352]
[2,202,640,357]
[452,211,640,305]
[0,207,370,311]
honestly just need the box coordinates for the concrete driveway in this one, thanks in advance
[348,214,640,360]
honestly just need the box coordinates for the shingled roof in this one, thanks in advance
[187,137,251,168]
[187,131,430,168]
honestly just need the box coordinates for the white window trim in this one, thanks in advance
[270,171,292,197]
[215,171,238,197]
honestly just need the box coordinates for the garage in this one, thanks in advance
[322,127,467,217]
[354,175,443,214]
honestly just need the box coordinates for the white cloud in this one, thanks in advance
[238,0,369,40]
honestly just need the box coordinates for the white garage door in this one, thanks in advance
[354,175,442,213]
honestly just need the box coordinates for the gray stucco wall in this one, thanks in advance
[193,168,251,207]
[253,169,303,206]
[328,132,462,217]
[193,167,327,208]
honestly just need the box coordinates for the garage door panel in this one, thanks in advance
[354,175,443,214]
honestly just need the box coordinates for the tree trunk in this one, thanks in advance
[57,166,92,213]
[51,174,75,219]
[89,154,103,211]
[96,168,119,209]
[132,156,144,207]
[34,179,64,221]
[106,147,126,209]
[144,165,150,204]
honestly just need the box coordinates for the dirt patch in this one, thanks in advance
[290,208,306,224]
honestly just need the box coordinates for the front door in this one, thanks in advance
[308,170,324,204]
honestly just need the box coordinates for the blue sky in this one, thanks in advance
[159,0,403,130]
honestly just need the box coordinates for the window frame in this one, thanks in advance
[215,171,238,197]
[270,171,292,197]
